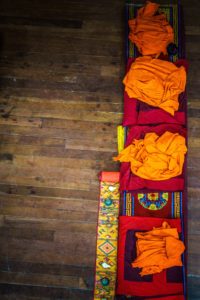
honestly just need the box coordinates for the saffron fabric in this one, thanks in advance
[117,216,184,297]
[114,131,187,181]
[123,58,188,126]
[129,1,174,56]
[123,56,186,116]
[132,222,185,276]
[118,124,186,191]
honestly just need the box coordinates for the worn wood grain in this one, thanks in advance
[0,0,199,299]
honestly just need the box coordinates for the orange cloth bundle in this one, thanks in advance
[123,56,186,116]
[132,221,185,276]
[129,1,174,56]
[114,131,187,181]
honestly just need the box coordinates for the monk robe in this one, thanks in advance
[129,1,174,56]
[132,221,185,276]
[114,131,187,181]
[123,56,186,116]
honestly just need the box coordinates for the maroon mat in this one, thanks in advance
[123,58,188,127]
[119,124,186,191]
[117,216,184,298]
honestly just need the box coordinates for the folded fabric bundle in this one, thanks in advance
[117,124,186,191]
[123,59,188,126]
[114,131,187,181]
[128,1,174,56]
[123,56,186,116]
[117,216,184,297]
[132,221,185,276]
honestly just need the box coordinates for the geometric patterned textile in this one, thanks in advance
[117,127,184,219]
[122,191,183,219]
[93,172,120,300]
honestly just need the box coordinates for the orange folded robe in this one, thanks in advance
[132,221,185,276]
[113,131,187,181]
[129,1,174,56]
[123,56,186,116]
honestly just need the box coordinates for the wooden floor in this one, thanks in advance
[0,0,199,299]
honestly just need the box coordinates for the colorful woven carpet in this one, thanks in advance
[93,172,120,300]
[122,191,183,218]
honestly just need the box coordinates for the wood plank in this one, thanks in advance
[0,24,122,44]
[0,98,123,122]
[0,27,122,57]
[0,0,199,298]
[0,77,122,96]
[0,178,95,192]
[0,183,99,200]
[0,296,49,300]
[2,217,96,233]
[0,206,97,222]
[0,125,118,146]
[0,260,93,278]
[188,277,200,300]
[0,141,116,162]
[0,52,122,69]
[0,283,93,300]
[0,227,54,241]
[0,271,90,289]
[1,96,123,111]
[0,240,96,266]
[0,116,42,127]
[0,64,122,80]
[0,194,98,211]
[0,87,122,103]
[7,154,117,172]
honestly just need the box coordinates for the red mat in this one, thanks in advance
[119,124,186,191]
[117,216,184,298]
[123,58,188,127]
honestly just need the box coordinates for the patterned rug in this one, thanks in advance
[122,191,183,219]
[93,172,120,300]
